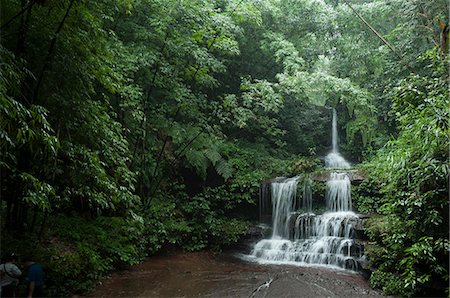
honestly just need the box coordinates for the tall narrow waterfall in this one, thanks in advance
[248,109,363,271]
[332,108,338,153]
[325,108,350,168]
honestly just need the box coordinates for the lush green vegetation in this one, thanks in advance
[1,0,448,296]
[354,49,449,297]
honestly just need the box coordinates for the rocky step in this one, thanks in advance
[312,169,365,182]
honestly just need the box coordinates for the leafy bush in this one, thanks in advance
[46,215,145,296]
[143,190,251,253]
[0,213,146,296]
[55,215,145,264]
[143,199,192,253]
[370,270,413,297]
[352,177,382,215]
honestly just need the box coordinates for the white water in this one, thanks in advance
[302,176,313,213]
[325,152,350,169]
[325,108,350,169]
[248,109,362,271]
[271,177,299,238]
[326,172,352,212]
[250,211,361,270]
[332,108,338,153]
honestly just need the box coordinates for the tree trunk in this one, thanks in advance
[32,0,76,104]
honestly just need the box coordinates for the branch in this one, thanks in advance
[145,129,203,206]
[341,0,403,60]
[417,2,440,49]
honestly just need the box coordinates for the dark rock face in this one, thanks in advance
[353,215,370,241]
[232,224,272,253]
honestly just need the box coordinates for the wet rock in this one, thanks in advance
[231,224,271,253]
[88,251,385,298]
[312,170,366,182]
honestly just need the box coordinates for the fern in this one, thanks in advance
[204,143,233,180]
[185,149,208,178]
[215,158,233,180]
[204,147,221,165]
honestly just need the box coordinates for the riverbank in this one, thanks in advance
[88,251,383,297]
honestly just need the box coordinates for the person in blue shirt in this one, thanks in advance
[23,256,44,298]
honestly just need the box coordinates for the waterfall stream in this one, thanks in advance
[247,108,363,271]
[271,177,299,238]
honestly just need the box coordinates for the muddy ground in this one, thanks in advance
[88,251,383,297]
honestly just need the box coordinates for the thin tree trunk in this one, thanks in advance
[30,207,38,233]
[145,1,244,203]
[11,199,19,230]
[143,1,245,203]
[0,0,36,31]
[14,0,34,106]
[146,129,203,205]
[147,107,181,187]
[130,31,171,165]
[18,203,28,232]
[340,0,402,60]
[16,0,32,56]
[5,199,12,230]
[130,1,183,166]
[32,0,76,104]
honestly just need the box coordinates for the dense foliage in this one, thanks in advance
[356,50,449,297]
[1,0,448,296]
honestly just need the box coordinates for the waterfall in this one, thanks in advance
[325,108,350,169]
[302,176,313,213]
[251,211,362,270]
[247,109,363,271]
[326,172,352,212]
[332,108,338,153]
[271,177,299,238]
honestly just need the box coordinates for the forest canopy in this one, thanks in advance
[0,0,448,296]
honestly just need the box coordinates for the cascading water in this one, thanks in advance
[325,108,350,169]
[326,172,352,212]
[248,108,363,271]
[332,108,338,153]
[302,176,313,213]
[271,177,299,239]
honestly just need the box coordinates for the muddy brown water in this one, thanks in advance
[88,251,383,297]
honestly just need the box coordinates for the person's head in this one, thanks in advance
[22,255,35,266]
[2,252,18,263]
